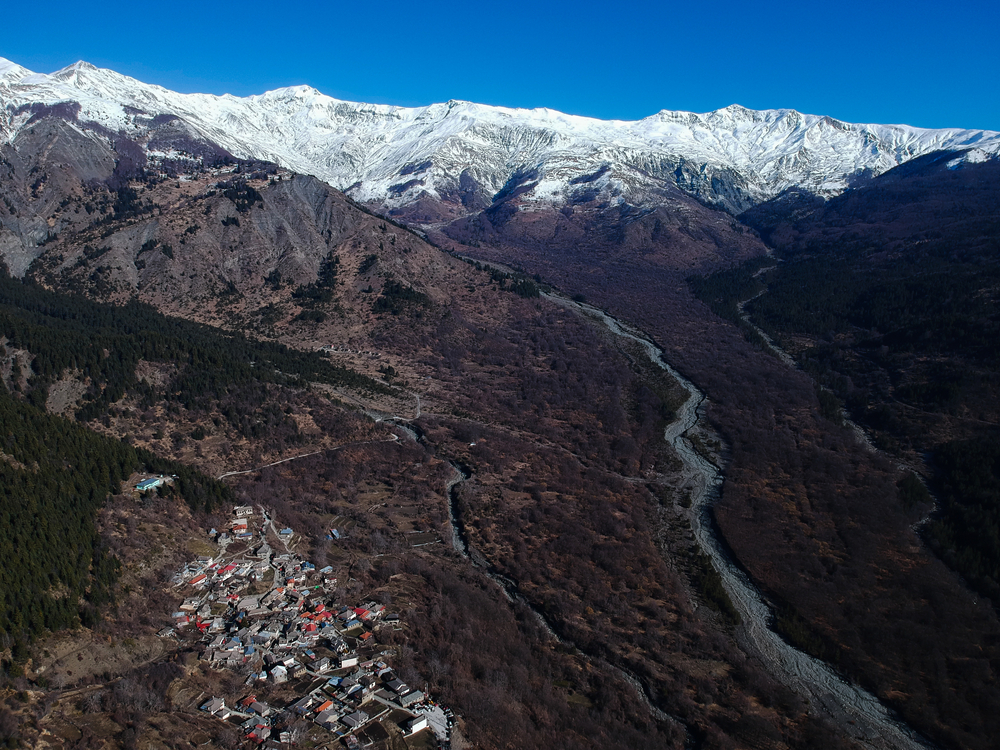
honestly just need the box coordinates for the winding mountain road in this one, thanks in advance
[215,435,402,482]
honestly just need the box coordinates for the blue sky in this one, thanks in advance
[3,0,998,130]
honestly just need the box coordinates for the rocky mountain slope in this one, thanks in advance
[0,92,852,749]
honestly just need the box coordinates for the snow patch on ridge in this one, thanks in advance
[947,147,997,169]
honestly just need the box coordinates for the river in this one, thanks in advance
[538,294,936,749]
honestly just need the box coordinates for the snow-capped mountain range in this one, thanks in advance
[2,56,999,215]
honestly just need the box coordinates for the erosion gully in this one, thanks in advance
[444,458,687,739]
[379,399,689,735]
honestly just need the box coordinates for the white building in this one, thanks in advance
[405,715,429,735]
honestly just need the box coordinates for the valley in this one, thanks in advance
[553,300,931,749]
[0,153,815,749]
[0,55,999,750]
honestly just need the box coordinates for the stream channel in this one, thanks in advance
[440,290,936,750]
[445,461,685,735]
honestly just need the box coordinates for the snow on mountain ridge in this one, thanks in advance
[0,58,31,85]
[1,56,998,213]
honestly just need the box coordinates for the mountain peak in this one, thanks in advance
[253,84,327,104]
[52,60,99,77]
[717,103,755,116]
[283,84,321,97]
[0,57,33,84]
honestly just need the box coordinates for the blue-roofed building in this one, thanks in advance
[136,477,164,491]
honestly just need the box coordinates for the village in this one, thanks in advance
[164,502,455,750]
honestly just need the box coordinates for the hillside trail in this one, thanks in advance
[546,293,936,750]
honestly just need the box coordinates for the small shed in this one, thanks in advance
[406,715,429,735]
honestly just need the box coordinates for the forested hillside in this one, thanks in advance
[0,382,231,671]
[0,268,388,419]
[733,155,1000,608]
[0,388,132,663]
[0,267,396,665]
